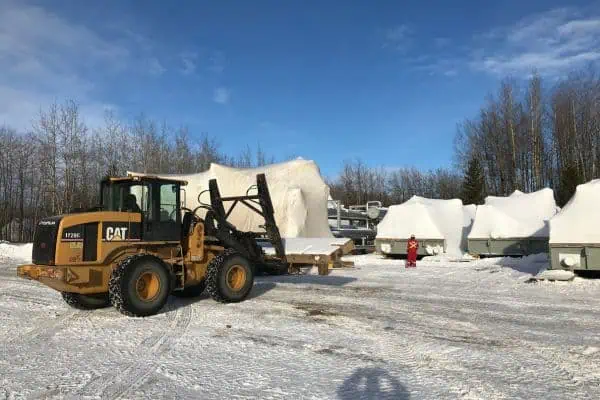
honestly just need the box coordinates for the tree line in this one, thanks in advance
[330,68,600,210]
[0,101,275,242]
[455,69,600,207]
[2,66,599,241]
[327,159,462,207]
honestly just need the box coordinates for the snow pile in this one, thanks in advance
[550,179,600,244]
[469,188,559,239]
[377,201,444,240]
[376,196,476,256]
[129,159,333,238]
[0,242,32,263]
[466,252,551,278]
[493,252,549,275]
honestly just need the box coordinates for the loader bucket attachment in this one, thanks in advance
[207,174,287,265]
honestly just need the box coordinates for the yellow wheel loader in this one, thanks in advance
[17,173,287,317]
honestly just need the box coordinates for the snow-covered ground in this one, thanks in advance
[2,245,600,399]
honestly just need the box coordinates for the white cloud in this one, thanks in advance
[402,7,600,79]
[213,87,230,104]
[382,25,413,52]
[0,1,166,130]
[470,8,600,77]
[408,54,461,78]
[147,58,166,76]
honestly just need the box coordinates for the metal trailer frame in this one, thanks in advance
[375,238,446,256]
[330,227,376,253]
[467,237,549,257]
[328,200,383,253]
[549,243,600,271]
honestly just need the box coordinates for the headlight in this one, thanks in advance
[380,243,391,253]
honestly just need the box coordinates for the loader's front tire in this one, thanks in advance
[109,254,171,317]
[206,250,254,303]
[171,280,206,298]
[61,292,110,309]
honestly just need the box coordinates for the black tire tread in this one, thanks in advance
[108,254,170,317]
[206,249,252,303]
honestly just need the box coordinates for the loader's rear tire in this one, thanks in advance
[206,250,254,303]
[109,254,171,317]
[171,280,206,298]
[61,292,110,309]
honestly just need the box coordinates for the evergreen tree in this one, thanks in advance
[462,156,485,205]
[557,163,583,207]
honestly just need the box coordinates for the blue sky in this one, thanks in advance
[1,0,599,177]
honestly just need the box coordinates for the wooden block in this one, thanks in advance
[338,239,355,255]
[318,263,330,276]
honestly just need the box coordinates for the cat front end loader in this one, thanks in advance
[17,173,287,317]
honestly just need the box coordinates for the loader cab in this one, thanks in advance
[100,175,187,242]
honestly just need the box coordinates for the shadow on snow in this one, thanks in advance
[337,367,410,400]
[159,273,358,314]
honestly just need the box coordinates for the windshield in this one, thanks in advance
[101,181,149,214]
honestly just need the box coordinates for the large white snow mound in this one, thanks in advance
[377,201,443,240]
[550,179,600,244]
[469,188,559,239]
[0,242,32,263]
[129,159,333,238]
[376,196,476,256]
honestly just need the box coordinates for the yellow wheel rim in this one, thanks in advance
[136,271,161,301]
[226,265,247,291]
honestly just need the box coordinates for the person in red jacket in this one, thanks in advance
[406,234,419,268]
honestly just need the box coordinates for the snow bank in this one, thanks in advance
[0,242,32,263]
[469,188,559,239]
[493,252,549,275]
[376,196,476,256]
[129,159,333,238]
[550,179,600,244]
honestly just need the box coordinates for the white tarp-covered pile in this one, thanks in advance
[469,188,559,240]
[129,159,333,238]
[376,196,476,256]
[550,179,600,244]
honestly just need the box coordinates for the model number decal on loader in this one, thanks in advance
[62,225,83,241]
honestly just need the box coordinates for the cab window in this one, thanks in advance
[101,181,151,216]
[159,184,178,222]
[126,184,151,218]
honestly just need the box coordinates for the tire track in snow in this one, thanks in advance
[0,292,55,307]
[69,303,178,398]
[70,300,192,400]
[33,305,179,400]
[4,310,85,347]
[266,283,585,398]
[1,310,93,400]
[101,303,193,400]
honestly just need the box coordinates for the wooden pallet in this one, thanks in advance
[284,238,355,276]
